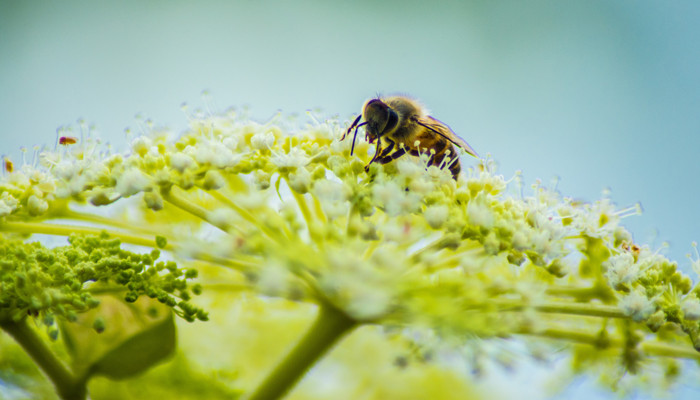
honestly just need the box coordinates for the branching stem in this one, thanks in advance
[0,318,86,400]
[247,302,358,400]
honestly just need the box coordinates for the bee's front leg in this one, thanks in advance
[365,138,394,172]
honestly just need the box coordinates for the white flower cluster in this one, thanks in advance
[2,109,699,385]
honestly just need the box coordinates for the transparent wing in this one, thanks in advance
[414,116,479,158]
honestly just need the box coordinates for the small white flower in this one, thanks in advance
[372,181,403,208]
[372,180,421,217]
[253,171,271,190]
[396,157,424,179]
[511,230,529,251]
[288,168,311,194]
[426,164,453,185]
[170,153,196,173]
[27,195,48,216]
[467,196,494,229]
[313,179,347,203]
[251,131,275,150]
[143,191,164,211]
[131,136,152,156]
[329,136,352,154]
[313,179,348,219]
[116,168,151,197]
[408,176,435,196]
[202,170,226,190]
[209,142,240,168]
[424,204,449,229]
[60,175,88,197]
[619,290,656,322]
[222,136,239,150]
[189,141,240,168]
[681,295,700,321]
[0,192,18,217]
[605,253,638,287]
[382,220,413,243]
[54,160,81,181]
[271,147,310,170]
[30,171,57,196]
[321,247,395,320]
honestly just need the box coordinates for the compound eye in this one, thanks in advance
[384,109,399,132]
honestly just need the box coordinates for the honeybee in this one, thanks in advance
[341,96,478,179]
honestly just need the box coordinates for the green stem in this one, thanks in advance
[459,298,626,319]
[533,302,623,318]
[0,221,172,250]
[61,209,159,236]
[521,327,700,361]
[162,190,229,232]
[0,318,86,400]
[291,191,316,236]
[311,195,327,224]
[545,281,616,302]
[247,303,358,400]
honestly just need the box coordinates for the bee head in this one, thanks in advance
[362,99,399,137]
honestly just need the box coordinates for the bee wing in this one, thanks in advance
[415,116,479,158]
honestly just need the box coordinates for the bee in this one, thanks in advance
[341,96,478,179]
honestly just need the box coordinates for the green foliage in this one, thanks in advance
[0,232,206,330]
[61,295,175,380]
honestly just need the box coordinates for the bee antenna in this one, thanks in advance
[351,122,367,156]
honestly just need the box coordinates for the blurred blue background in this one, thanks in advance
[1,1,699,398]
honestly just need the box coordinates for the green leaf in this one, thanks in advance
[60,293,176,381]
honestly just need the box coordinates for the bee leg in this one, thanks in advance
[376,147,406,164]
[377,139,395,159]
[370,138,387,164]
[365,138,384,172]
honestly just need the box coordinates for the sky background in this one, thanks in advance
[2,1,700,398]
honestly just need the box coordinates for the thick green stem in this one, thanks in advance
[247,303,358,400]
[0,318,86,400]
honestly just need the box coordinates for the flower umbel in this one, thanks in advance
[1,108,699,399]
